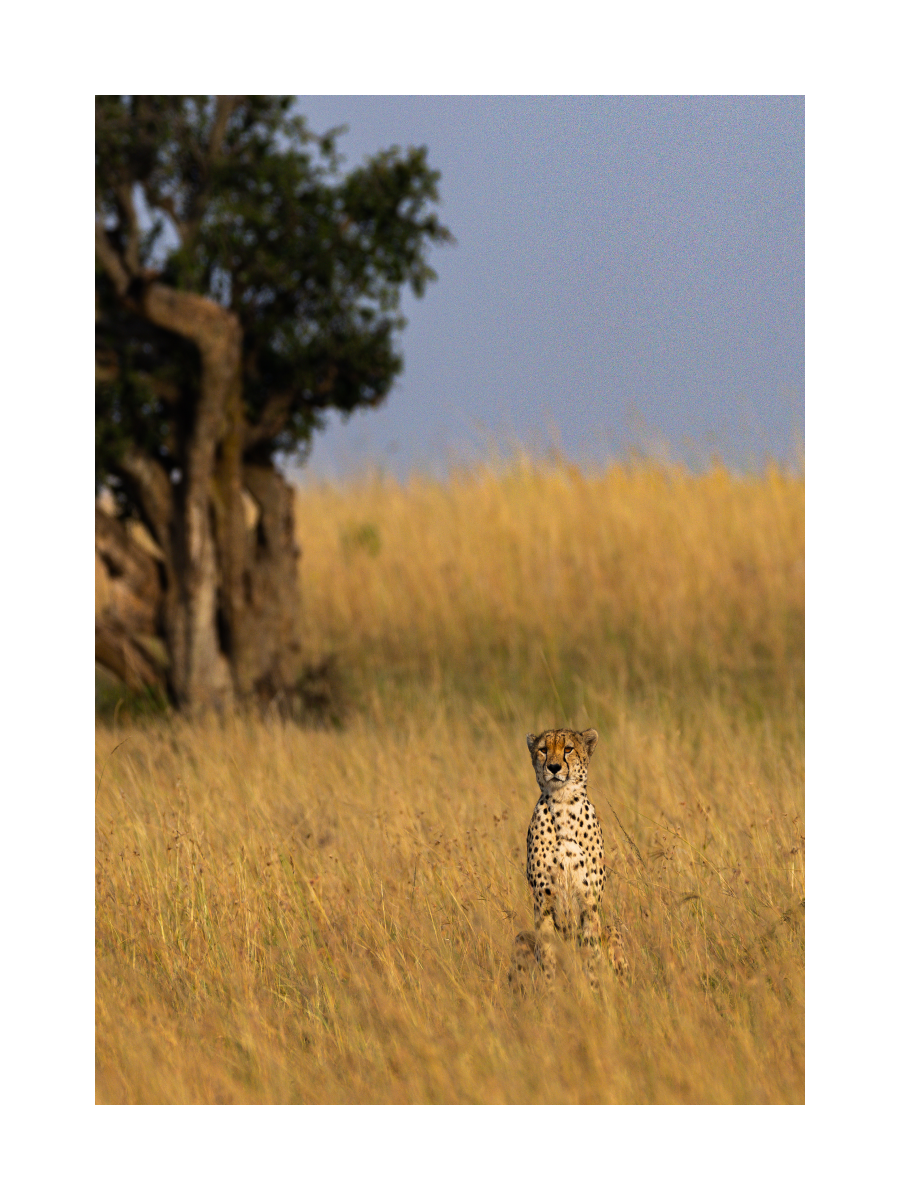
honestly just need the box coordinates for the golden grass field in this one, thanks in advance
[95,458,804,1103]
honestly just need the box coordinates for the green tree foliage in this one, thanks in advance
[96,95,452,501]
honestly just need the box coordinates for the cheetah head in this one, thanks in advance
[526,728,599,792]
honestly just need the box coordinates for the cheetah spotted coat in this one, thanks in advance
[511,727,627,986]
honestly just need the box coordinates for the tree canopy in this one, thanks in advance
[96,95,451,500]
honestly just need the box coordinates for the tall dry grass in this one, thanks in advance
[96,458,804,1103]
[295,458,803,715]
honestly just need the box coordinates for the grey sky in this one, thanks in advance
[291,95,803,480]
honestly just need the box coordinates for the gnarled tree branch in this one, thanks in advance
[140,282,239,359]
[143,185,187,244]
[210,96,241,160]
[181,96,242,246]
[243,391,293,451]
[95,221,131,297]
[116,184,142,275]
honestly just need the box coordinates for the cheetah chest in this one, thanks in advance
[527,796,605,904]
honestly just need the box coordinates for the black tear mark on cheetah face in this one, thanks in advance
[526,728,598,792]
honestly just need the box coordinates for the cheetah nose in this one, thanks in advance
[548,763,562,774]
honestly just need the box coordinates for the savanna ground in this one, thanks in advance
[95,458,804,1103]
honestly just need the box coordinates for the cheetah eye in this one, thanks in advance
[564,745,574,754]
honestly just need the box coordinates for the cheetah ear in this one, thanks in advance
[581,729,599,757]
[526,733,538,752]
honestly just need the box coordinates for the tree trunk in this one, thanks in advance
[238,463,304,705]
[99,458,304,713]
[96,232,305,713]
[139,283,241,712]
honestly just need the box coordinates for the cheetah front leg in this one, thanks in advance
[533,900,559,984]
[578,902,605,988]
[508,930,539,992]
[579,906,629,985]
[601,924,629,982]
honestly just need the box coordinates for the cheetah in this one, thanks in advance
[509,728,628,989]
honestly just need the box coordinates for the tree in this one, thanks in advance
[96,96,451,712]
